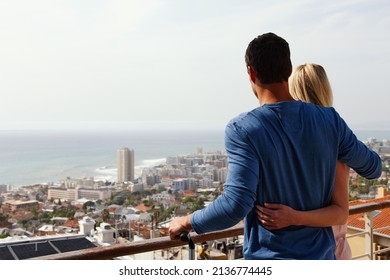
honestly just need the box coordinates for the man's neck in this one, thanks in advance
[256,82,294,106]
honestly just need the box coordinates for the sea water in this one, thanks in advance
[0,129,225,186]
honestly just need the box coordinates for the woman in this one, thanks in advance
[255,63,352,260]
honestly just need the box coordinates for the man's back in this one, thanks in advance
[221,100,381,259]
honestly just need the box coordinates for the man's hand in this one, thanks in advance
[168,214,193,240]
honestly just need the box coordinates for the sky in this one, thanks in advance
[0,0,389,131]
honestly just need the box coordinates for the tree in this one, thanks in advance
[83,201,95,212]
[38,211,52,223]
[190,197,205,212]
[159,205,178,222]
[20,219,29,230]
[0,233,10,239]
[182,196,194,204]
[142,197,153,207]
[101,209,110,222]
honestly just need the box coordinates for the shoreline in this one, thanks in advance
[5,158,169,188]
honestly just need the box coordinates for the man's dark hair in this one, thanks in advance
[245,32,292,84]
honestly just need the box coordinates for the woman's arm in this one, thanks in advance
[256,161,349,230]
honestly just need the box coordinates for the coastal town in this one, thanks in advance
[0,137,390,260]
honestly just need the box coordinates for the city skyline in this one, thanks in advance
[0,0,389,132]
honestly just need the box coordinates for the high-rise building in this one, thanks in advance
[117,147,135,183]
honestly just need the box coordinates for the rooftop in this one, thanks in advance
[348,195,390,236]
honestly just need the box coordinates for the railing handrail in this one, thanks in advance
[31,200,390,260]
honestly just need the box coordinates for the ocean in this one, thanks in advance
[0,128,389,187]
[0,129,225,187]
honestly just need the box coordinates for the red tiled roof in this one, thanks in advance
[348,195,390,236]
[134,203,151,212]
[0,220,12,229]
[108,206,119,214]
[63,219,80,228]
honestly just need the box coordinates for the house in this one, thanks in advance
[1,200,40,214]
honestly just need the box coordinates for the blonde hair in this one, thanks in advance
[289,63,333,107]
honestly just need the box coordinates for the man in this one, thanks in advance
[168,32,382,259]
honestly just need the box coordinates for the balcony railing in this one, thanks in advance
[31,200,390,260]
[348,200,390,260]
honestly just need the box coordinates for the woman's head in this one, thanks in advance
[289,63,333,107]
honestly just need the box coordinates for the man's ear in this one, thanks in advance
[247,66,256,83]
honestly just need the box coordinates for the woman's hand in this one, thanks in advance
[255,203,299,230]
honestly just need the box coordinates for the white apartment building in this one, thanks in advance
[48,187,77,201]
[117,147,135,183]
[0,184,8,193]
[48,186,111,201]
[171,178,197,192]
[62,177,96,188]
[216,167,228,183]
[172,178,187,192]
[150,192,174,202]
[128,182,144,193]
[166,156,180,165]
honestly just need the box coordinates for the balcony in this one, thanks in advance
[30,200,390,260]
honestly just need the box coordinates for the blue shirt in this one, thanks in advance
[191,101,382,259]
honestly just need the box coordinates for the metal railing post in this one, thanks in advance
[180,232,195,260]
[364,210,381,260]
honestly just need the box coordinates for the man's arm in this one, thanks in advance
[190,121,259,233]
[336,111,382,179]
[168,121,258,239]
